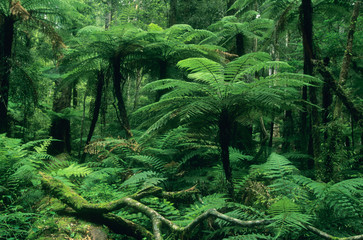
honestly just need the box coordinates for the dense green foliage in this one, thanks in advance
[0,0,362,239]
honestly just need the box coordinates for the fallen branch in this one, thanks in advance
[40,172,363,240]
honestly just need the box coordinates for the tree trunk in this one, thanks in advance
[49,78,72,155]
[80,71,104,163]
[86,71,104,147]
[0,16,14,134]
[155,60,168,102]
[168,0,177,27]
[236,33,244,57]
[334,1,360,118]
[282,110,294,152]
[72,83,78,108]
[300,0,319,168]
[218,108,234,198]
[105,0,113,30]
[79,92,87,157]
[133,69,142,110]
[112,53,133,138]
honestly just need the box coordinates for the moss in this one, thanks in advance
[27,215,108,240]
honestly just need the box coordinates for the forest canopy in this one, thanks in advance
[0,0,362,239]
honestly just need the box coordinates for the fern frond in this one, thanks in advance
[55,163,92,178]
[251,153,299,179]
[128,155,167,173]
[267,198,311,238]
[121,171,166,189]
[229,147,253,163]
[177,58,224,85]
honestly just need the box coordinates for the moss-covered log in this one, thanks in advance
[40,172,363,240]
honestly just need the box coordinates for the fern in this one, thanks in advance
[251,153,299,179]
[55,163,92,178]
[121,171,166,190]
[179,193,228,224]
[267,197,311,239]
[128,155,167,173]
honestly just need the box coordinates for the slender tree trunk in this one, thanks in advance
[236,33,244,57]
[282,110,294,152]
[268,120,274,149]
[334,1,360,118]
[218,108,234,198]
[112,53,133,138]
[155,60,168,101]
[0,16,14,134]
[80,71,104,163]
[168,0,177,27]
[85,71,104,146]
[300,0,320,169]
[72,83,78,108]
[105,0,113,30]
[49,79,72,155]
[79,92,87,157]
[233,32,254,153]
[322,62,332,125]
[133,69,142,110]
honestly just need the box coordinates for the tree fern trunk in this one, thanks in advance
[112,53,133,139]
[155,60,168,101]
[218,108,234,198]
[236,33,244,57]
[72,83,78,108]
[49,78,72,155]
[282,110,293,152]
[81,71,105,163]
[0,16,14,134]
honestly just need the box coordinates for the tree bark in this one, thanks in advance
[313,60,363,127]
[168,0,177,27]
[112,53,133,138]
[0,16,15,134]
[334,1,360,118]
[133,68,142,110]
[85,71,104,146]
[155,60,168,102]
[282,110,294,152]
[49,78,72,155]
[218,108,234,198]
[80,71,105,163]
[300,0,320,168]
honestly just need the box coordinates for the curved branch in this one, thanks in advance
[40,172,363,240]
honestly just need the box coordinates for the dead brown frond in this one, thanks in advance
[10,1,30,21]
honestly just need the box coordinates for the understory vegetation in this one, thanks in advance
[0,0,362,239]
